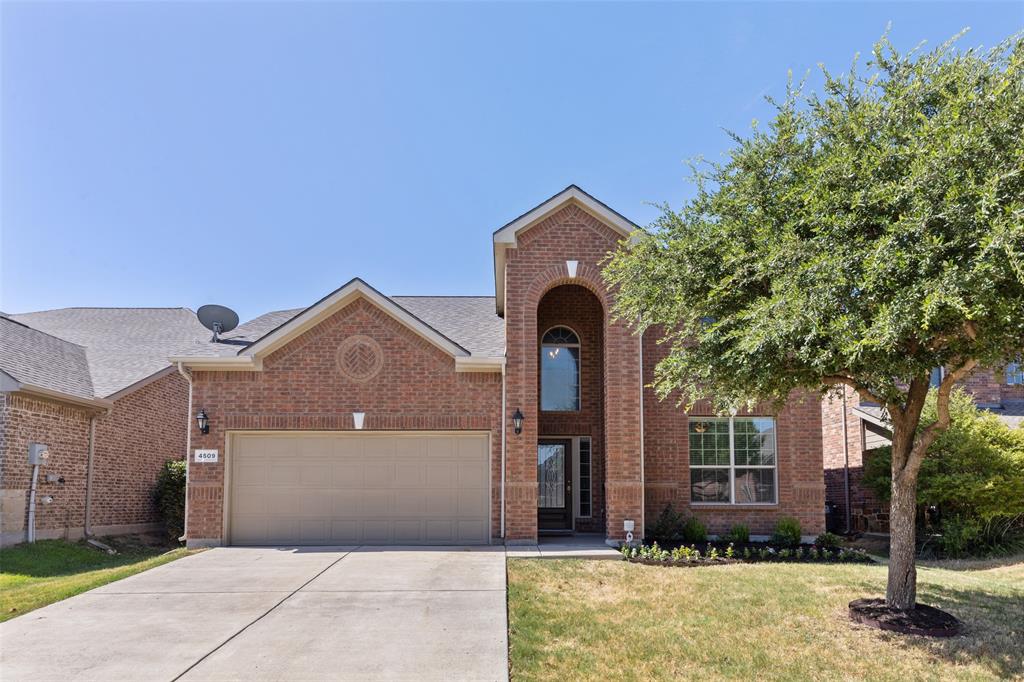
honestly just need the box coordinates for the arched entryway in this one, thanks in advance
[536,284,605,534]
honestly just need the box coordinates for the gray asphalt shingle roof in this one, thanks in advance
[174,295,506,359]
[0,316,95,400]
[10,308,208,398]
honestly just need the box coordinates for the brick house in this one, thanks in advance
[172,186,826,547]
[0,309,206,546]
[822,366,1024,534]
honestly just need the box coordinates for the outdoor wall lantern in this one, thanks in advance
[196,408,210,435]
[512,408,524,435]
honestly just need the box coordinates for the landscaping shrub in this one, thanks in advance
[814,532,842,550]
[646,503,685,543]
[771,517,802,547]
[724,524,750,544]
[863,388,1024,557]
[153,459,186,542]
[681,516,707,543]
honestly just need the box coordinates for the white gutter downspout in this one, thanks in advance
[177,362,193,543]
[500,361,507,540]
[638,328,645,541]
[83,410,108,537]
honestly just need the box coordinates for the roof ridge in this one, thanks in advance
[0,315,88,350]
[392,294,495,297]
[14,306,194,313]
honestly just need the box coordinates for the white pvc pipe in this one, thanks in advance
[500,362,507,540]
[177,362,193,543]
[27,463,40,543]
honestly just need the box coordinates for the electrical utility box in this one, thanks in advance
[28,442,50,465]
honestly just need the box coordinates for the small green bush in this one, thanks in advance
[681,516,707,543]
[646,503,685,542]
[771,517,802,547]
[153,459,186,541]
[724,524,750,544]
[814,532,842,550]
[863,388,1024,557]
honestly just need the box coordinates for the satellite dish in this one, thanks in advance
[197,304,239,342]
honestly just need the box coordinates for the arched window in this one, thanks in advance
[541,326,580,411]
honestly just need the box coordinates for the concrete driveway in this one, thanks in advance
[0,546,508,681]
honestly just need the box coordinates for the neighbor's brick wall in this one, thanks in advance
[642,331,827,538]
[90,372,189,528]
[187,297,503,543]
[820,364,1022,535]
[0,374,189,544]
[503,203,643,542]
[537,284,605,533]
[0,394,91,541]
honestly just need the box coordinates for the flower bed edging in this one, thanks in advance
[621,541,875,567]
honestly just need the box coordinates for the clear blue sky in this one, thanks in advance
[3,2,1021,322]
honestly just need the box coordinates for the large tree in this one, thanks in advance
[605,32,1024,611]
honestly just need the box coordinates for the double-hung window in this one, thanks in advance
[689,416,777,504]
[1006,361,1024,386]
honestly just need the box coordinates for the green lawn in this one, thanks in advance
[507,555,1024,681]
[0,536,194,622]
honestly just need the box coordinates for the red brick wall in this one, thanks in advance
[0,394,91,542]
[1,373,189,545]
[642,332,826,538]
[503,203,643,542]
[537,284,605,533]
[186,297,503,543]
[91,372,189,528]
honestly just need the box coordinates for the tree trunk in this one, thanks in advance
[887,472,919,609]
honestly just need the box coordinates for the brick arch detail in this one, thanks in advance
[525,263,611,315]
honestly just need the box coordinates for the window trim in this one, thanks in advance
[540,325,581,413]
[689,416,779,507]
[1006,361,1024,386]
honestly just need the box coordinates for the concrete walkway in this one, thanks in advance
[0,546,508,682]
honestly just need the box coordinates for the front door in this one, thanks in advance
[537,439,573,531]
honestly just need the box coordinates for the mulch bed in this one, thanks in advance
[849,598,963,637]
[627,557,740,568]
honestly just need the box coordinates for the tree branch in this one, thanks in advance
[899,358,978,485]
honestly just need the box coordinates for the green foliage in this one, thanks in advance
[771,517,803,547]
[604,32,1024,413]
[724,523,750,544]
[153,459,186,542]
[646,503,686,541]
[681,516,707,543]
[863,388,1024,555]
[815,532,843,550]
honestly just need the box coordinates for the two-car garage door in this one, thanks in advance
[228,432,490,545]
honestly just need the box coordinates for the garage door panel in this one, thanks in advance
[268,465,301,486]
[426,463,456,487]
[332,463,363,486]
[331,490,361,516]
[394,491,426,515]
[230,433,489,545]
[364,463,395,487]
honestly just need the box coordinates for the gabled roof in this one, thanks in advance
[0,316,101,406]
[492,185,640,315]
[171,280,506,370]
[11,308,209,398]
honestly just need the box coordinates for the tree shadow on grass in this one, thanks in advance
[849,579,1024,679]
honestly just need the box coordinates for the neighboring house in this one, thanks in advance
[0,309,207,546]
[172,186,826,548]
[822,366,1024,534]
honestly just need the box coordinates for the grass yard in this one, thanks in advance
[0,535,193,622]
[507,555,1024,681]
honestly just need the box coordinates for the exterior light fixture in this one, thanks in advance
[196,408,210,435]
[512,408,524,435]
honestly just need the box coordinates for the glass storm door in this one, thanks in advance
[537,439,573,531]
